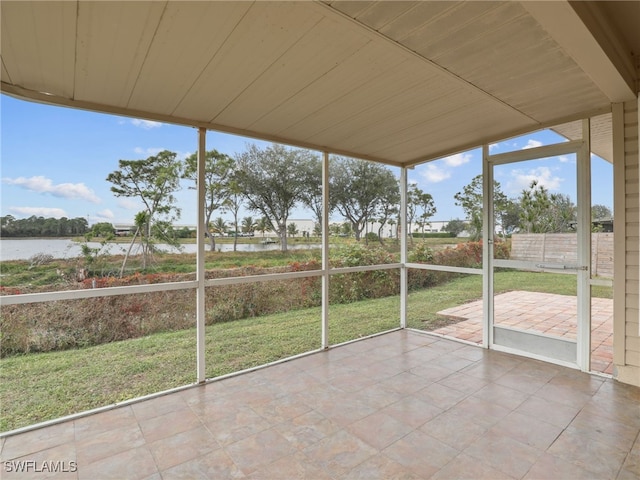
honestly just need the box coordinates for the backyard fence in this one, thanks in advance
[510,233,613,278]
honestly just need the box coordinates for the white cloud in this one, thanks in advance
[489,143,499,152]
[117,198,140,211]
[175,151,191,161]
[558,155,574,163]
[507,166,563,194]
[443,152,472,167]
[96,209,115,220]
[133,148,190,161]
[522,139,543,149]
[131,119,162,130]
[2,176,101,203]
[134,147,164,156]
[9,206,67,218]
[422,163,451,183]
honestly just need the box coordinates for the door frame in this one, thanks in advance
[482,120,592,371]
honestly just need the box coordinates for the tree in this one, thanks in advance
[287,222,299,237]
[298,156,329,227]
[235,143,318,252]
[211,217,227,237]
[518,180,576,233]
[340,222,353,237]
[256,217,271,238]
[410,187,436,237]
[331,156,399,241]
[241,216,257,235]
[0,215,89,237]
[183,149,234,251]
[224,187,243,252]
[454,174,508,240]
[500,200,521,236]
[443,219,467,237]
[0,215,16,237]
[376,202,399,244]
[106,150,182,271]
[592,204,612,220]
[406,184,420,241]
[92,222,115,237]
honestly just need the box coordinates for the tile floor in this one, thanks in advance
[433,291,614,374]
[1,330,638,479]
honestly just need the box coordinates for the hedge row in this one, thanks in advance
[0,241,507,356]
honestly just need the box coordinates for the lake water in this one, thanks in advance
[0,238,320,261]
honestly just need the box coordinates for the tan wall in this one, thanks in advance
[614,100,640,387]
[510,233,613,278]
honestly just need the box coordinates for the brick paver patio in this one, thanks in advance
[432,291,614,375]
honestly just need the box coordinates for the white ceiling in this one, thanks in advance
[1,1,637,166]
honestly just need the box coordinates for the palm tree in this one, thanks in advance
[211,217,227,237]
[287,222,299,237]
[241,216,257,236]
[256,217,271,238]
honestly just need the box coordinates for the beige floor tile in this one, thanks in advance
[421,411,487,450]
[303,430,377,478]
[382,430,459,477]
[78,446,157,480]
[159,448,244,479]
[463,430,543,479]
[147,425,219,471]
[225,428,297,474]
[2,422,75,461]
[431,452,516,480]
[3,331,639,480]
[274,410,341,451]
[547,428,628,478]
[344,454,424,480]
[76,423,144,465]
[138,407,203,443]
[347,411,413,450]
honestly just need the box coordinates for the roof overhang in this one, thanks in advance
[2,1,638,166]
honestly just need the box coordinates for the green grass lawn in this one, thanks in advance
[0,270,610,432]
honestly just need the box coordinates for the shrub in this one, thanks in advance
[364,232,379,243]
[411,232,456,238]
[329,244,399,303]
[0,241,509,356]
[28,253,54,267]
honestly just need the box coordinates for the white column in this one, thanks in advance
[196,128,206,383]
[400,167,408,328]
[576,118,592,371]
[482,144,493,349]
[322,151,330,348]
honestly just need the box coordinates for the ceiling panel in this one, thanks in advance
[213,16,370,129]
[74,2,166,106]
[377,1,460,40]
[172,2,323,122]
[1,1,636,166]
[348,1,418,31]
[248,39,407,135]
[1,1,76,97]
[127,1,252,114]
[300,64,444,146]
[553,114,613,162]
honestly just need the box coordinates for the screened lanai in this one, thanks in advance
[1,2,639,472]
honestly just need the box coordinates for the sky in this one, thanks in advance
[1,94,614,227]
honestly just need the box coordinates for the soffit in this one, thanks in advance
[1,1,636,166]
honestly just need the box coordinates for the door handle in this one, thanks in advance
[535,263,588,271]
